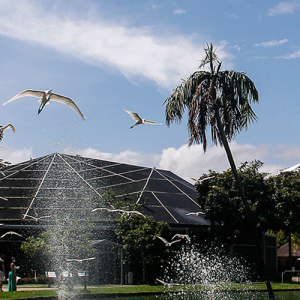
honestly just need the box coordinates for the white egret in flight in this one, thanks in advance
[171,234,191,243]
[124,109,161,129]
[156,236,181,247]
[190,176,215,184]
[22,214,51,222]
[3,89,86,120]
[66,257,96,263]
[156,278,180,287]
[186,211,205,216]
[91,207,145,217]
[0,231,22,238]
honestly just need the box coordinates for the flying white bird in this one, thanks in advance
[190,176,215,184]
[0,231,22,238]
[119,210,145,217]
[0,124,16,134]
[186,211,205,216]
[156,236,181,247]
[282,163,300,173]
[156,278,180,287]
[124,109,161,129]
[171,234,191,243]
[66,257,96,263]
[92,207,145,217]
[22,214,51,222]
[91,207,112,212]
[3,89,86,120]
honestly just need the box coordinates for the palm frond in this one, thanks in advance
[164,44,259,152]
[165,71,210,125]
[199,43,221,73]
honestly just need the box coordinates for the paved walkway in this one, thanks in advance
[2,286,56,292]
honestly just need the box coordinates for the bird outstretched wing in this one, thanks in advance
[128,210,145,217]
[91,207,111,212]
[66,257,95,262]
[50,93,86,120]
[172,234,191,242]
[144,119,162,125]
[124,109,142,122]
[157,236,168,244]
[0,231,22,238]
[0,124,16,133]
[3,90,45,105]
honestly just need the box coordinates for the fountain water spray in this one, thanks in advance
[162,243,255,299]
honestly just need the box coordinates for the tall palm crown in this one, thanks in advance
[165,43,259,151]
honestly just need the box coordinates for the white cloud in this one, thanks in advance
[173,8,186,15]
[233,45,241,51]
[63,147,162,167]
[0,146,32,164]
[268,1,300,16]
[2,142,300,179]
[52,143,300,179]
[0,1,231,90]
[157,142,274,178]
[279,49,300,59]
[158,142,300,177]
[254,39,288,47]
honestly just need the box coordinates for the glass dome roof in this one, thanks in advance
[0,153,209,226]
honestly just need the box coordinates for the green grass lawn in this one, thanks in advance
[0,290,57,299]
[1,282,300,299]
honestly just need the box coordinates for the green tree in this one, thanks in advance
[111,192,169,284]
[97,191,170,284]
[165,44,274,299]
[115,213,169,284]
[273,230,300,251]
[21,219,96,273]
[197,160,275,238]
[267,170,300,269]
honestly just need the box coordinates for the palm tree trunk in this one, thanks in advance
[215,109,275,300]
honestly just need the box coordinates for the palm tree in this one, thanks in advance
[165,43,275,299]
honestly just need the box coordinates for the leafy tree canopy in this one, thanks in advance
[267,170,300,234]
[196,160,275,236]
[21,218,96,271]
[105,192,169,284]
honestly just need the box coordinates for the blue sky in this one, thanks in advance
[0,0,300,180]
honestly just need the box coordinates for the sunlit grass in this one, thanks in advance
[0,289,58,299]
[0,282,300,299]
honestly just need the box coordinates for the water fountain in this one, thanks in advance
[160,243,254,300]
